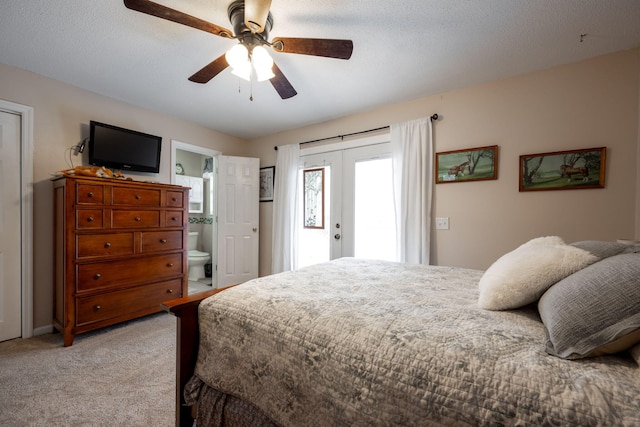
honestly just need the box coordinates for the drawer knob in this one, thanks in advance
[160,239,167,244]
[87,216,94,222]
[167,263,174,267]
[135,194,141,200]
[104,242,111,248]
[172,197,177,202]
[94,273,102,280]
[167,289,173,294]
[135,217,141,222]
[88,192,94,198]
[94,305,101,311]
[171,217,178,221]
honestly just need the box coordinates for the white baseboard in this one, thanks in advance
[33,324,54,336]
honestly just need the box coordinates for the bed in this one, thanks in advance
[163,238,640,426]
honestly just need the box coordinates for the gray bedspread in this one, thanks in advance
[193,258,640,426]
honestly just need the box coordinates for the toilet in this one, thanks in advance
[188,231,210,281]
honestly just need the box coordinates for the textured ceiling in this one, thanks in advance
[1,1,640,139]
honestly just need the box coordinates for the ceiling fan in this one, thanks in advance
[123,0,354,99]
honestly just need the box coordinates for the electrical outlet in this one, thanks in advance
[435,217,449,230]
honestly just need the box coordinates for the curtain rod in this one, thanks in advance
[274,113,439,150]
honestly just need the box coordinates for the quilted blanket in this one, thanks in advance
[193,258,640,426]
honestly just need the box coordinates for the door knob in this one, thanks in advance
[334,234,341,240]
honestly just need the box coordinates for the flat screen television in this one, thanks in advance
[89,120,162,173]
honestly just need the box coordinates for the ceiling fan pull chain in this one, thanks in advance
[250,73,254,101]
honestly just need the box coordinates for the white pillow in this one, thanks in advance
[478,236,597,310]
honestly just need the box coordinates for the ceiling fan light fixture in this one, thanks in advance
[225,43,249,69]
[231,62,252,81]
[252,45,275,81]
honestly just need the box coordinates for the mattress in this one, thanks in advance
[190,258,640,426]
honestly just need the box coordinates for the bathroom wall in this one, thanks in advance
[176,150,215,257]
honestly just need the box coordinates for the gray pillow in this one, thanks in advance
[538,253,640,359]
[569,240,631,259]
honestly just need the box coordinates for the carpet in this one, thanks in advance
[0,313,176,426]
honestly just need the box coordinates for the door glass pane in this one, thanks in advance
[298,165,331,268]
[354,158,396,261]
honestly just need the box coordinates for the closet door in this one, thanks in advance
[0,110,22,341]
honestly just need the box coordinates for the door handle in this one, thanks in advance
[334,234,341,240]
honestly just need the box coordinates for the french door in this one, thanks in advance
[297,143,395,268]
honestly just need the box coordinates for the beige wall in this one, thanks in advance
[0,63,248,331]
[2,48,639,332]
[249,49,640,275]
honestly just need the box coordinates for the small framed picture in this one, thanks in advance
[519,147,606,192]
[259,166,275,202]
[435,145,498,184]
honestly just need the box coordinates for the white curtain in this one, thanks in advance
[271,143,300,273]
[391,117,433,264]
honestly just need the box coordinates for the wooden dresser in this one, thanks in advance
[52,175,189,346]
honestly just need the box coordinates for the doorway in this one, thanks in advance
[0,100,33,341]
[298,141,396,268]
[171,140,220,294]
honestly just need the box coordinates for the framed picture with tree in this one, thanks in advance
[519,147,606,192]
[435,145,498,184]
[259,166,275,202]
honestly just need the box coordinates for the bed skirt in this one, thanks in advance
[185,376,278,427]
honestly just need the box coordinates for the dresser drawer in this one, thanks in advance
[166,191,184,208]
[141,230,183,253]
[112,187,161,207]
[112,210,160,228]
[77,253,183,291]
[76,209,104,229]
[76,183,104,204]
[77,233,134,258]
[76,279,183,326]
[165,210,184,227]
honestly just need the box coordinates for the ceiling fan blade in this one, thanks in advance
[188,55,230,84]
[124,0,232,38]
[271,37,353,60]
[244,0,272,33]
[270,62,297,99]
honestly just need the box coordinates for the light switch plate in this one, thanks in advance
[435,217,450,230]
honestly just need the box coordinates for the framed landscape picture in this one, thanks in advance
[435,145,498,184]
[519,147,606,192]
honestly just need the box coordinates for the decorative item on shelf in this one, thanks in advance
[60,165,128,180]
[176,163,185,175]
[519,147,606,192]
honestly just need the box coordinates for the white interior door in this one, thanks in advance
[217,156,259,288]
[0,110,22,341]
